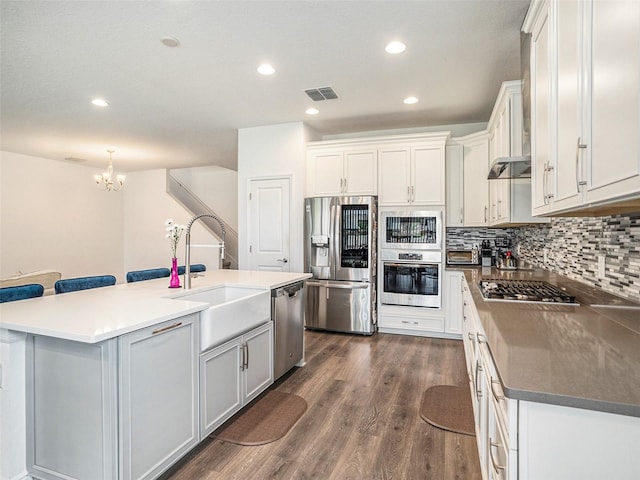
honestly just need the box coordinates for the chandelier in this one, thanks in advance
[94,150,125,191]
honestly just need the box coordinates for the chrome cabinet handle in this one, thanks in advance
[459,207,463,224]
[343,177,348,193]
[276,258,289,263]
[411,185,415,203]
[576,137,588,191]
[401,320,419,325]
[477,333,486,344]
[497,199,502,218]
[245,342,249,369]
[490,378,505,401]
[152,322,182,335]
[475,361,483,399]
[544,162,555,203]
[407,186,411,203]
[484,206,488,223]
[489,439,505,472]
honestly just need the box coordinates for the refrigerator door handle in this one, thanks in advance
[304,281,369,289]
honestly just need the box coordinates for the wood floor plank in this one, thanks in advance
[162,330,481,480]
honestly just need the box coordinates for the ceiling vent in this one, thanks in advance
[305,86,339,101]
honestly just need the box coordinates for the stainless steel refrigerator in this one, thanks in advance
[303,196,377,335]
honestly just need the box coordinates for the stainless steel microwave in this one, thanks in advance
[380,209,442,250]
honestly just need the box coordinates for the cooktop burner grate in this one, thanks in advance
[479,279,578,304]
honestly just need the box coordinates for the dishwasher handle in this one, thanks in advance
[272,281,304,298]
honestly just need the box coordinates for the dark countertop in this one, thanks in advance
[450,266,640,417]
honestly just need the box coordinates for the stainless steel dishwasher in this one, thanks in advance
[271,282,304,380]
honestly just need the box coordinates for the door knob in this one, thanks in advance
[277,258,289,263]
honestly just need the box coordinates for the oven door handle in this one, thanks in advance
[383,262,438,268]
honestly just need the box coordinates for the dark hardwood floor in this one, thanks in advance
[162,330,481,480]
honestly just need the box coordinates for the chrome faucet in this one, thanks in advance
[184,214,226,289]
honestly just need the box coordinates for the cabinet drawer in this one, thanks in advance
[379,314,444,332]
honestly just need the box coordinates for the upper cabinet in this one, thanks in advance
[306,147,377,197]
[306,133,449,206]
[461,132,491,226]
[487,81,547,226]
[378,140,447,206]
[524,0,640,216]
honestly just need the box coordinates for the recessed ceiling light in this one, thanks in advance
[91,99,109,107]
[404,96,419,105]
[385,41,406,54]
[305,108,319,115]
[160,37,180,47]
[257,63,275,75]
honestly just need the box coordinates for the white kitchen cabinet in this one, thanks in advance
[461,276,518,480]
[306,133,448,204]
[461,132,490,226]
[26,314,200,480]
[306,147,377,197]
[444,270,463,335]
[26,336,118,480]
[200,321,273,437]
[378,143,446,206]
[119,316,200,480]
[487,81,547,226]
[518,401,640,480]
[524,0,640,216]
[445,144,464,226]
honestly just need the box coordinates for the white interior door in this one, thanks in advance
[248,177,291,271]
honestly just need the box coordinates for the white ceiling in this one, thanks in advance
[0,0,529,172]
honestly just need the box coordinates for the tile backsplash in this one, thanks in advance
[446,213,640,303]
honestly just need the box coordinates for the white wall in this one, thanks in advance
[0,151,125,281]
[169,165,238,232]
[0,152,220,284]
[123,169,218,274]
[237,122,312,272]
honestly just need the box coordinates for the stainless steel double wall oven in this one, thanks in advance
[380,208,443,308]
[304,196,377,335]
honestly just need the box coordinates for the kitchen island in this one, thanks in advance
[0,270,311,480]
[447,266,640,479]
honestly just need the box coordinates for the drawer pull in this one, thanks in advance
[477,333,486,344]
[491,378,505,401]
[489,439,505,472]
[401,320,419,325]
[152,322,182,335]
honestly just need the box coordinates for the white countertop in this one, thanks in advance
[0,270,311,343]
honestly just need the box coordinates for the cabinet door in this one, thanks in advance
[307,151,344,196]
[200,337,243,437]
[463,137,490,226]
[445,144,464,226]
[444,271,463,335]
[531,4,553,214]
[412,145,445,205]
[584,0,640,203]
[119,315,199,480]
[378,147,411,205]
[551,0,583,212]
[344,150,377,195]
[243,322,274,402]
[27,336,118,480]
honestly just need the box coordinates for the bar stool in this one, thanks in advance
[0,284,45,303]
[126,268,171,283]
[54,275,116,294]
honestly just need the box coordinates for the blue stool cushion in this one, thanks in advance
[126,268,171,283]
[178,264,207,275]
[0,284,45,303]
[55,275,116,294]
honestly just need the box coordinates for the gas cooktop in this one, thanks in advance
[479,279,578,304]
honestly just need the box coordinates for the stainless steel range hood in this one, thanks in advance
[488,155,531,179]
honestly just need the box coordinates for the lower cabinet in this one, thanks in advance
[200,322,273,437]
[26,314,200,480]
[119,317,200,480]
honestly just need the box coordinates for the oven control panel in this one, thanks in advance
[399,253,423,261]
